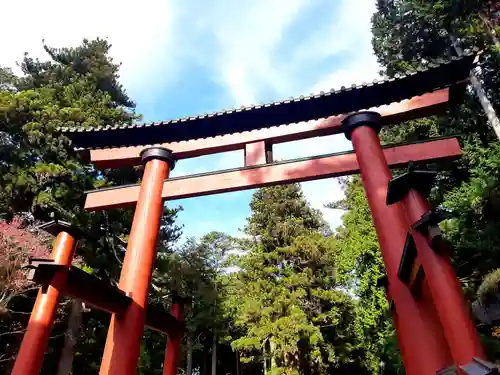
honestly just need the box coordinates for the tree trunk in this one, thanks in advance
[451,35,500,141]
[202,346,207,375]
[480,12,500,48]
[186,334,193,375]
[263,344,267,375]
[235,350,240,375]
[269,339,276,371]
[211,333,217,375]
[56,299,84,375]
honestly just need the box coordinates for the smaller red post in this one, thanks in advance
[244,141,268,166]
[163,299,184,375]
[99,147,174,375]
[11,231,76,375]
[401,190,485,365]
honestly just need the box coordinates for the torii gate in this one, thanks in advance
[10,51,497,375]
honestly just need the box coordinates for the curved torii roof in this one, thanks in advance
[60,52,475,149]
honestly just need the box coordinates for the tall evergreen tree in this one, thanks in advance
[328,177,404,375]
[0,39,183,374]
[225,184,359,375]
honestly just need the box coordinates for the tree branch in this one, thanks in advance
[7,309,32,315]
[0,329,26,337]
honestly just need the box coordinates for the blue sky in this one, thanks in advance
[1,0,380,240]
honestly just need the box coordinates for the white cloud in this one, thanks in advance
[187,0,380,106]
[1,0,380,233]
[0,0,176,96]
[171,0,380,229]
[302,179,346,229]
[189,0,310,105]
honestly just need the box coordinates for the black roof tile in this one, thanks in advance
[59,52,475,149]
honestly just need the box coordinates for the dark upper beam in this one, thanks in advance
[88,89,450,168]
[60,54,475,149]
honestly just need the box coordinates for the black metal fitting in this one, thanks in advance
[341,111,382,140]
[398,232,418,285]
[413,210,453,255]
[386,165,437,205]
[38,220,85,239]
[140,147,176,170]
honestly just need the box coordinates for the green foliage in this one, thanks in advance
[135,231,236,374]
[477,268,500,305]
[0,38,183,374]
[371,0,500,364]
[224,184,360,374]
[0,39,139,235]
[328,177,403,375]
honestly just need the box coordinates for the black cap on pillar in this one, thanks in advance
[341,111,382,140]
[140,147,176,170]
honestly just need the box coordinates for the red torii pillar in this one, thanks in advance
[342,112,452,374]
[99,147,175,375]
[11,231,77,375]
[399,187,485,365]
[163,298,184,375]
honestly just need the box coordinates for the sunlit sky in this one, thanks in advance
[1,0,381,239]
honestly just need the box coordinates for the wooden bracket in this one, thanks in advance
[397,232,425,294]
[386,169,437,205]
[413,210,454,255]
[25,261,184,336]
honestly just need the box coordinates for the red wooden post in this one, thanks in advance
[244,141,267,166]
[163,299,184,375]
[11,231,77,375]
[99,147,175,375]
[401,190,485,365]
[344,112,452,375]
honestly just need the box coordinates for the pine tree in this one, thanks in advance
[328,177,404,374]
[225,184,358,375]
[0,39,183,374]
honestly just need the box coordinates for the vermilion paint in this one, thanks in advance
[99,156,171,375]
[84,137,462,211]
[11,232,76,375]
[401,190,485,365]
[351,125,452,375]
[163,302,184,375]
[244,141,267,167]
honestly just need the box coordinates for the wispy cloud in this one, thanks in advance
[188,0,380,106]
[1,0,177,97]
[1,0,380,237]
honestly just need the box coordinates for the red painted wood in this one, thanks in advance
[350,126,451,375]
[84,137,462,211]
[163,302,184,375]
[245,141,267,166]
[401,191,485,365]
[11,232,77,375]
[89,90,449,168]
[99,156,172,375]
